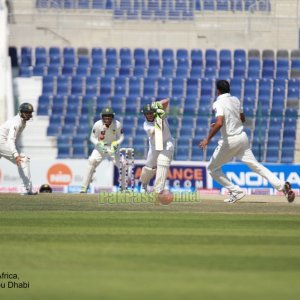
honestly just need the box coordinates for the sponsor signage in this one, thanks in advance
[114,162,208,192]
[212,163,300,189]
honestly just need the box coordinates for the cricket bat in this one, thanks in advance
[155,116,163,151]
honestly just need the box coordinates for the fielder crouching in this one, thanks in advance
[80,107,124,193]
[0,103,37,195]
[140,99,174,193]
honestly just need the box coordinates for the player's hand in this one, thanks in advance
[199,139,208,150]
[111,141,119,153]
[15,155,22,166]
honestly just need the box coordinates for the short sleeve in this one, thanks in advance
[213,101,224,117]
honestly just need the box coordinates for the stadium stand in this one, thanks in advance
[14,44,297,162]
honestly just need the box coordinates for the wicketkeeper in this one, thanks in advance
[80,107,124,193]
[0,103,37,195]
[139,99,174,193]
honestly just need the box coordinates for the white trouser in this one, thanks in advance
[208,132,284,193]
[82,148,120,188]
[0,144,33,192]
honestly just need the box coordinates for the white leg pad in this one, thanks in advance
[154,152,171,193]
[82,158,99,188]
[140,166,157,185]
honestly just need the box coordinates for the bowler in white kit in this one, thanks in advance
[199,80,295,203]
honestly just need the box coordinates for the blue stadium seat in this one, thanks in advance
[92,0,106,9]
[219,49,232,69]
[47,65,61,76]
[230,77,243,99]
[205,49,217,68]
[57,144,70,158]
[231,0,243,11]
[218,67,231,80]
[247,59,261,79]
[203,0,215,10]
[175,146,191,161]
[280,147,294,163]
[147,66,160,78]
[125,96,139,115]
[20,46,32,66]
[217,0,229,11]
[191,49,203,66]
[99,76,112,96]
[143,77,157,97]
[245,0,257,12]
[78,0,90,9]
[175,66,189,78]
[62,65,75,76]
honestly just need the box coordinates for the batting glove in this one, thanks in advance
[151,101,163,110]
[155,108,166,119]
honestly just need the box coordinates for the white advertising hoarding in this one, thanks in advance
[0,158,114,193]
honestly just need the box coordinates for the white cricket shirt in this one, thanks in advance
[213,93,244,138]
[90,119,123,146]
[0,114,26,157]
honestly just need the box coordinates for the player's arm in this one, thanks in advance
[199,116,223,150]
[115,130,124,145]
[90,123,99,146]
[144,122,155,136]
[158,98,169,110]
[240,112,246,123]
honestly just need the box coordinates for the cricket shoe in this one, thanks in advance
[224,191,246,204]
[140,184,149,193]
[21,191,38,196]
[283,181,296,203]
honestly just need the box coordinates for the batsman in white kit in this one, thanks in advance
[199,80,295,203]
[80,107,124,193]
[140,99,174,193]
[0,103,37,195]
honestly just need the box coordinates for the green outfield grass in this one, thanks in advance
[0,193,300,300]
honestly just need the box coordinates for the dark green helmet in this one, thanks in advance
[19,102,34,113]
[141,104,155,115]
[101,107,115,118]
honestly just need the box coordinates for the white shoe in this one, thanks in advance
[224,191,246,203]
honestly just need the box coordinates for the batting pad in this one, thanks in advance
[140,166,157,184]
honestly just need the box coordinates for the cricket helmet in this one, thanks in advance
[39,184,52,193]
[19,102,34,113]
[141,104,155,114]
[101,107,115,118]
[141,104,156,122]
[19,102,34,120]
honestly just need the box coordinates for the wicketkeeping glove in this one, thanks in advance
[111,141,119,153]
[97,141,107,152]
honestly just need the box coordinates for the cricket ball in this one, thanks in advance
[157,190,174,205]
